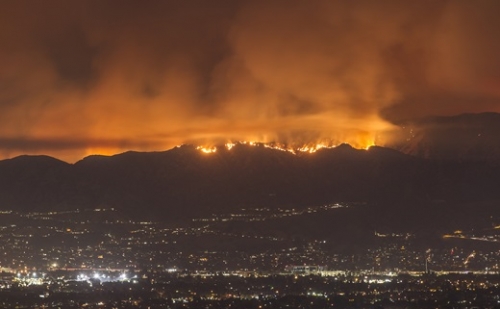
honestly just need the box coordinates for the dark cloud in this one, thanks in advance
[0,1,499,161]
[381,94,500,124]
[44,26,99,89]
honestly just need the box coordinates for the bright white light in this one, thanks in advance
[93,273,100,279]
[120,273,127,280]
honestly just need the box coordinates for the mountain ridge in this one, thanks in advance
[0,142,499,221]
[1,112,500,221]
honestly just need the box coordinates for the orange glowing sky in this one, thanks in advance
[1,1,500,162]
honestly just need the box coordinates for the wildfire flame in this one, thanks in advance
[196,146,217,154]
[194,141,376,155]
[297,143,336,153]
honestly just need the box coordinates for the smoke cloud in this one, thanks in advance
[1,1,500,161]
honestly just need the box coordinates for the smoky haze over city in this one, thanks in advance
[2,1,500,308]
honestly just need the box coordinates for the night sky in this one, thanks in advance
[1,1,500,162]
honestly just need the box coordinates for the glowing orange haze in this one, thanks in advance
[1,116,385,162]
[1,2,500,162]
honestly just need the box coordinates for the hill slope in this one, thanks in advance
[1,143,499,221]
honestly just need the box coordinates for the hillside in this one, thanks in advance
[0,143,499,221]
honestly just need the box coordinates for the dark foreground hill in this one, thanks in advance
[0,143,500,221]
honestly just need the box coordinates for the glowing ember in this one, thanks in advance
[196,146,217,154]
[263,143,295,153]
[297,143,336,153]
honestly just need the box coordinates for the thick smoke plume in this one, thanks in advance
[1,1,500,161]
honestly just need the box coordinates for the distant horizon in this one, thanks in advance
[2,111,500,163]
[0,141,375,164]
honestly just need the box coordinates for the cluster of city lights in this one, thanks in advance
[75,272,136,282]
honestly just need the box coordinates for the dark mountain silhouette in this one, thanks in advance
[388,112,500,162]
[1,140,500,221]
